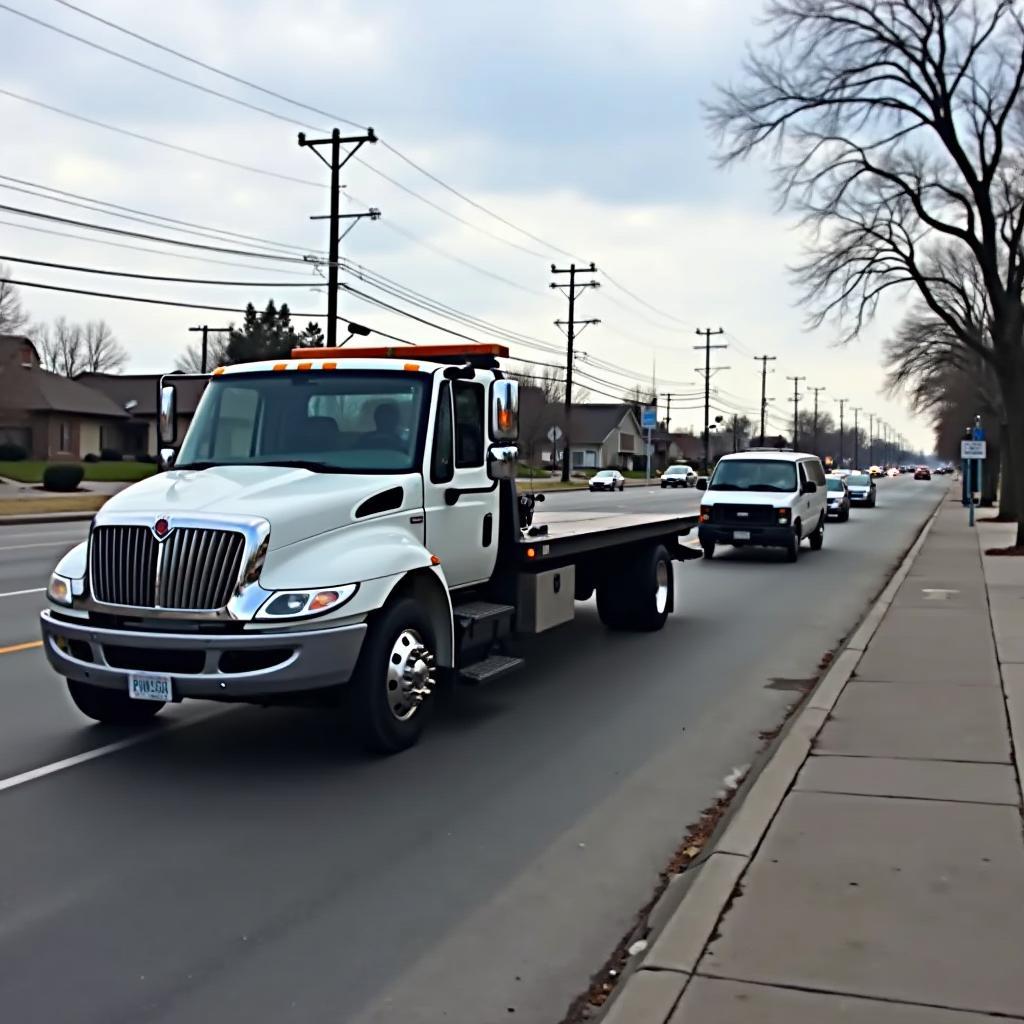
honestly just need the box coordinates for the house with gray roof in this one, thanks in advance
[555,403,643,471]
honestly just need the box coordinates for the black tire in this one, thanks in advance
[620,481,625,491]
[597,543,673,631]
[785,524,801,563]
[810,516,825,551]
[661,481,667,488]
[701,540,715,559]
[67,679,164,725]
[348,596,438,755]
[839,508,850,522]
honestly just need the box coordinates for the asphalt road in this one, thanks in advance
[0,477,945,1024]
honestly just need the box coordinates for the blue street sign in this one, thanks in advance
[641,406,657,429]
[973,425,985,440]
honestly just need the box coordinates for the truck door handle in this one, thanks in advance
[444,483,497,506]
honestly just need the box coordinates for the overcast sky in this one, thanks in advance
[0,0,929,451]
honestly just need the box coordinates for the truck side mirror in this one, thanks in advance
[801,480,817,494]
[159,385,178,446]
[487,444,519,480]
[696,477,708,491]
[491,380,519,442]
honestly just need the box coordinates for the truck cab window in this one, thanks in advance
[454,381,484,468]
[431,383,454,483]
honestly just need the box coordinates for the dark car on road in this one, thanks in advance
[914,465,932,480]
[826,475,850,521]
[846,472,877,506]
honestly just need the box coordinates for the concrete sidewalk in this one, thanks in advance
[607,496,1024,1022]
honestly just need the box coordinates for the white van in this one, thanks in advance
[695,449,828,562]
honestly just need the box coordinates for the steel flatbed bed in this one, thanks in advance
[516,510,700,564]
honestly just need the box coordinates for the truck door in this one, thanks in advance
[423,379,500,589]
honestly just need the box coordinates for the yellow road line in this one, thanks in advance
[0,640,42,655]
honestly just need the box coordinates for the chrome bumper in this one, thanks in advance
[39,610,366,699]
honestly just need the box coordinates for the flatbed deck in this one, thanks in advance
[518,510,699,563]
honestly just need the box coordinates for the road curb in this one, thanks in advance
[0,511,97,525]
[598,489,947,1024]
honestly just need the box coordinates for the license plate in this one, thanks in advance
[129,672,172,702]
[734,530,751,540]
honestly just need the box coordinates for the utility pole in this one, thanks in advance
[188,325,231,373]
[695,328,727,473]
[298,127,378,347]
[868,413,875,466]
[552,263,600,482]
[851,407,861,469]
[787,375,806,450]
[809,386,826,456]
[754,354,777,445]
[836,398,848,467]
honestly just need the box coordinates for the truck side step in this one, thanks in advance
[459,654,525,686]
[453,601,516,627]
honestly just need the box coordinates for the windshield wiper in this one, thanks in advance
[709,482,740,490]
[174,461,236,471]
[746,484,789,492]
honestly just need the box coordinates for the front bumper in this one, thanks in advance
[699,523,794,547]
[849,493,873,504]
[40,609,367,699]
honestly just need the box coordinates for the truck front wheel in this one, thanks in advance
[66,680,164,725]
[349,596,438,755]
[597,543,673,631]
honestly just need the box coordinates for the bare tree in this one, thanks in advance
[81,320,127,373]
[36,318,84,377]
[0,266,29,335]
[710,0,1024,544]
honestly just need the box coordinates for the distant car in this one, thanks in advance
[887,467,900,478]
[868,465,884,478]
[914,466,931,480]
[846,472,877,507]
[661,464,697,488]
[825,475,850,521]
[832,468,852,479]
[589,469,625,492]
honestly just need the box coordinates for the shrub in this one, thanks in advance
[100,448,123,461]
[0,442,27,460]
[43,464,84,492]
[83,452,100,463]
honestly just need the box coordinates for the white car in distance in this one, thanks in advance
[661,464,697,488]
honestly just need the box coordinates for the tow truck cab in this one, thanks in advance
[41,343,698,754]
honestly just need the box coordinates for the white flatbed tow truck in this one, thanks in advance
[41,343,700,753]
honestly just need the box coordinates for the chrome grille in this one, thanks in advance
[90,525,246,610]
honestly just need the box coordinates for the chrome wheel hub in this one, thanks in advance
[655,559,670,614]
[385,628,436,721]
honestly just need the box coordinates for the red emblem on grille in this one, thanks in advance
[154,517,170,538]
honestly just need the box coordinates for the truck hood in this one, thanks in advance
[99,465,422,548]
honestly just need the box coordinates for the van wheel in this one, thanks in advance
[598,544,673,631]
[67,680,164,725]
[839,508,850,522]
[785,524,801,563]
[810,516,825,551]
[701,540,715,559]
[348,597,437,755]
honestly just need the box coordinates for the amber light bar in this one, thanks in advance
[290,343,510,360]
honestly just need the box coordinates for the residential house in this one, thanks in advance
[0,335,129,459]
[555,403,643,471]
[77,372,206,456]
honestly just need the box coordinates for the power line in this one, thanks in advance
[0,253,320,288]
[0,173,319,255]
[35,0,690,325]
[0,87,323,189]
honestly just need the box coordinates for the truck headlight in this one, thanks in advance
[47,573,73,606]
[776,508,792,523]
[256,584,358,620]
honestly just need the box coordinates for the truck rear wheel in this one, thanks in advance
[597,543,673,632]
[349,596,438,755]
[67,680,164,725]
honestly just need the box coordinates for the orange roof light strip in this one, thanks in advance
[290,343,509,360]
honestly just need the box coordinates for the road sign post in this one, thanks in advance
[641,407,657,485]
[960,439,987,527]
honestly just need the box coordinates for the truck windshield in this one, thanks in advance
[176,371,430,474]
[708,459,797,493]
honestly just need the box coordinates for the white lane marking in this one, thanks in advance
[0,588,44,599]
[0,540,80,552]
[0,706,233,794]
